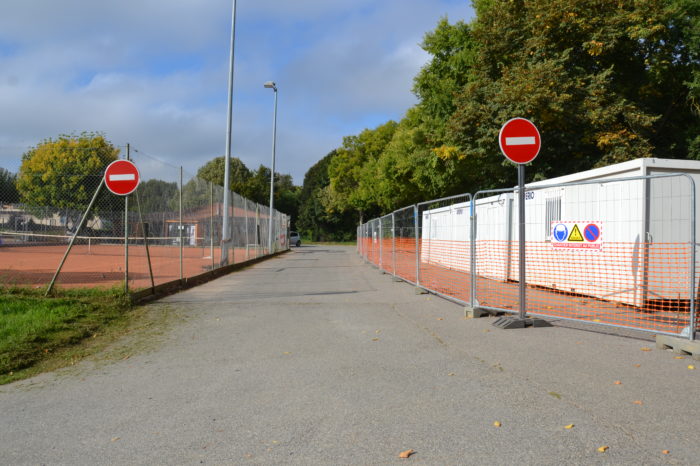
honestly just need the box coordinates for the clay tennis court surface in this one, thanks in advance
[0,243,262,290]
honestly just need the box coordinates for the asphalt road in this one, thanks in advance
[1,245,698,465]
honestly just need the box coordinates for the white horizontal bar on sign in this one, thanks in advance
[109,174,136,181]
[505,136,536,146]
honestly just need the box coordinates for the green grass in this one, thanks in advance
[0,286,131,384]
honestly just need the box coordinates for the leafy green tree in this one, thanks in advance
[327,121,398,221]
[0,168,19,203]
[449,0,700,184]
[297,151,357,240]
[135,179,178,214]
[195,156,252,194]
[16,133,120,228]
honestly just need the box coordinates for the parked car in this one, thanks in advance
[289,231,301,247]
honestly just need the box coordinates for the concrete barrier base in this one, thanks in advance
[656,334,700,360]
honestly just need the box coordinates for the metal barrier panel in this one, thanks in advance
[393,206,417,284]
[380,214,393,273]
[367,219,380,266]
[417,193,472,305]
[473,174,695,337]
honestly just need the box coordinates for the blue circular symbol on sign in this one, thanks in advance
[584,224,600,242]
[553,223,568,242]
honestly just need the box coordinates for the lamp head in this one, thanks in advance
[264,81,277,91]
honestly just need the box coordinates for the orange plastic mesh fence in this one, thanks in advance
[418,239,472,304]
[358,174,699,336]
[474,240,694,334]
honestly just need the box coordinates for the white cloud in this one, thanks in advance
[0,0,473,185]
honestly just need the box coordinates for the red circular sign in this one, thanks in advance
[499,117,541,164]
[104,160,140,196]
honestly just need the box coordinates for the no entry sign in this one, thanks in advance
[104,160,140,196]
[499,117,541,164]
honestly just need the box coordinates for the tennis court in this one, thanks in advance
[0,232,266,289]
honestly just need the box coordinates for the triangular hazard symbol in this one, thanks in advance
[568,224,584,242]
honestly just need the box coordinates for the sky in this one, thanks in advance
[0,0,473,185]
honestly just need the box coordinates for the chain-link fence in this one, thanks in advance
[359,173,699,340]
[0,151,290,293]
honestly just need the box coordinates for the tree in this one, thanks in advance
[16,133,120,228]
[0,168,19,204]
[327,121,398,220]
[448,0,700,184]
[196,156,251,195]
[134,179,179,214]
[297,151,357,240]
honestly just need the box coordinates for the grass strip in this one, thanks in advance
[0,286,130,383]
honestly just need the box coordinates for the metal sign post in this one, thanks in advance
[493,118,551,329]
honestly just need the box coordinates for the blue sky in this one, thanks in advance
[0,0,473,184]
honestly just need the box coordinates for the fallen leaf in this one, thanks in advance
[483,329,490,333]
[614,381,622,385]
[640,347,652,352]
[493,421,502,427]
[372,338,380,341]
[283,352,291,355]
[598,446,609,453]
[375,330,381,334]
[437,317,444,320]
[688,365,695,370]
[674,356,685,360]
[564,424,574,429]
[398,449,415,459]
[111,437,120,442]
[633,400,643,405]
[662,450,670,455]
[634,364,641,368]
[592,318,601,322]
[122,354,131,360]
[448,373,455,376]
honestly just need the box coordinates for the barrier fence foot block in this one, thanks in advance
[415,287,428,295]
[655,335,700,360]
[465,307,490,318]
[492,316,553,329]
[391,276,403,282]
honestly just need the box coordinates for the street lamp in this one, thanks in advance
[221,0,237,265]
[264,81,278,254]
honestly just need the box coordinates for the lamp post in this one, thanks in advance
[221,0,237,265]
[264,81,278,254]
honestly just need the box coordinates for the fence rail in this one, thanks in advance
[358,173,699,340]
[0,151,290,292]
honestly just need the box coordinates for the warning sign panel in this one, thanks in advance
[551,221,602,251]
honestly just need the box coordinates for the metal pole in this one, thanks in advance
[267,84,278,254]
[221,0,237,264]
[414,205,420,286]
[470,195,476,308]
[392,213,396,276]
[135,190,155,291]
[210,181,215,271]
[518,164,526,319]
[688,175,696,340]
[379,219,383,270]
[46,178,105,295]
[179,166,183,281]
[124,144,130,294]
[245,198,250,260]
